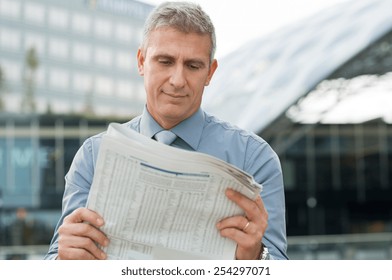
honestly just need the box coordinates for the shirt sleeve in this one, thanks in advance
[44,137,97,260]
[245,136,289,260]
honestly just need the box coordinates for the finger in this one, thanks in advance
[59,234,107,260]
[61,221,109,247]
[255,195,267,215]
[217,215,259,242]
[219,226,260,251]
[218,218,258,236]
[58,246,100,260]
[218,221,263,260]
[225,189,261,221]
[217,215,248,231]
[254,195,268,226]
[58,248,96,260]
[64,208,105,228]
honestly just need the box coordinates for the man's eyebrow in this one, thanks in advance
[152,54,174,60]
[185,59,207,68]
[152,54,207,67]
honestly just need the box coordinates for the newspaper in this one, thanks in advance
[86,123,262,260]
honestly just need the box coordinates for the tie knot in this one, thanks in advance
[154,130,177,145]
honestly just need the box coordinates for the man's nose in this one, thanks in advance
[169,65,186,88]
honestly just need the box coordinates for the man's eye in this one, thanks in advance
[188,64,200,70]
[159,60,171,65]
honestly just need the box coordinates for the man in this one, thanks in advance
[45,1,288,260]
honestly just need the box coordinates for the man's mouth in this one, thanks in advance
[163,91,187,98]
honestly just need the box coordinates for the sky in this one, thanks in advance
[143,0,350,58]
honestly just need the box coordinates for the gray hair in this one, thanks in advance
[141,1,216,62]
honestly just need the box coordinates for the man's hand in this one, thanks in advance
[57,208,109,260]
[216,189,268,260]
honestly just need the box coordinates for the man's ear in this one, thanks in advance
[137,48,144,76]
[205,59,218,86]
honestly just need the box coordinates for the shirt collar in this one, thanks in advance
[139,106,205,150]
[139,106,162,138]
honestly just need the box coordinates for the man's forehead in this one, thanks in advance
[145,28,211,60]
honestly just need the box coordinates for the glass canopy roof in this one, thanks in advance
[202,0,392,133]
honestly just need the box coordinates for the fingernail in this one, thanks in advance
[97,218,104,226]
[101,252,107,259]
[226,188,234,197]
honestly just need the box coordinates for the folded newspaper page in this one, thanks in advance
[86,123,262,260]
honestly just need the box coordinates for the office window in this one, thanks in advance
[0,27,21,50]
[96,75,113,96]
[0,59,21,81]
[117,80,133,98]
[95,104,113,116]
[0,139,4,171]
[0,0,21,18]
[281,159,296,190]
[95,47,112,67]
[49,38,69,60]
[72,42,91,64]
[339,133,357,190]
[115,23,133,43]
[116,51,133,71]
[314,135,333,190]
[49,68,69,90]
[10,138,34,194]
[48,7,69,30]
[24,2,45,25]
[51,99,70,114]
[136,83,146,101]
[94,19,112,39]
[34,68,45,87]
[72,13,91,34]
[25,67,45,87]
[25,33,45,56]
[73,72,92,93]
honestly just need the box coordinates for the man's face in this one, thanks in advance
[137,27,218,129]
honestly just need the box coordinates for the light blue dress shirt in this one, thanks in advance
[45,107,288,260]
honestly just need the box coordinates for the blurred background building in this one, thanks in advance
[203,0,392,259]
[0,0,151,116]
[1,0,392,259]
[0,0,152,259]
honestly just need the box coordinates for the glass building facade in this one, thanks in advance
[264,29,392,236]
[0,0,152,254]
[0,0,153,117]
[0,115,127,251]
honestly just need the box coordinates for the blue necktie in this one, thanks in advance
[154,130,177,145]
